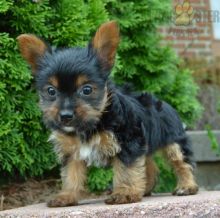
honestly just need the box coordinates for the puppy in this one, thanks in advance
[17,21,198,207]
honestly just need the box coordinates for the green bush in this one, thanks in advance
[0,2,56,178]
[87,167,113,193]
[0,0,108,179]
[0,0,201,192]
[0,34,55,177]
[106,0,202,126]
[153,154,176,193]
[206,125,220,156]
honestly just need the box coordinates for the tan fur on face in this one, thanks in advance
[41,103,59,123]
[17,34,47,73]
[163,143,198,195]
[99,87,109,112]
[75,88,108,121]
[105,156,146,204]
[49,76,59,88]
[75,75,89,88]
[75,101,95,120]
[144,156,159,196]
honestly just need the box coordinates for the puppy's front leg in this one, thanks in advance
[105,156,146,204]
[47,159,87,207]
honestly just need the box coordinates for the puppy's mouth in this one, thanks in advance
[56,117,75,133]
[60,120,75,133]
[53,117,98,134]
[62,125,75,133]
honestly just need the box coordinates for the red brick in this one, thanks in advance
[173,43,187,48]
[158,28,165,34]
[196,22,209,27]
[172,0,204,8]
[186,0,202,5]
[158,0,215,61]
[185,28,204,35]
[190,28,204,34]
[179,51,197,57]
[189,0,203,3]
[164,36,175,41]
[189,43,206,48]
[197,36,212,40]
[176,36,196,40]
[212,40,220,58]
[203,0,210,5]
[199,51,212,56]
[193,6,209,11]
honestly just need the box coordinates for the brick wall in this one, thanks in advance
[160,0,220,61]
[212,40,220,57]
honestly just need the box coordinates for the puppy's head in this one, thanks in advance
[17,21,119,133]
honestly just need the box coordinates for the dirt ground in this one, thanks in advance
[0,178,61,211]
[0,178,107,211]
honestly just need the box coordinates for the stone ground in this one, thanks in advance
[0,191,220,218]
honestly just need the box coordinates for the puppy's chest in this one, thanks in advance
[79,144,106,167]
[51,131,121,167]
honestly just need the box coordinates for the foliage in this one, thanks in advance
[217,101,220,114]
[0,32,56,177]
[87,167,113,193]
[0,0,107,178]
[206,125,220,156]
[154,154,176,193]
[0,0,201,193]
[106,0,202,126]
[87,156,177,193]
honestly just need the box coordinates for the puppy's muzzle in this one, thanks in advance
[59,110,74,125]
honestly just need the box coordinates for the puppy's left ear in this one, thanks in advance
[92,21,120,71]
[17,34,48,74]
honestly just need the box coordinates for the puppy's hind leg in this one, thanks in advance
[144,156,159,196]
[163,143,198,196]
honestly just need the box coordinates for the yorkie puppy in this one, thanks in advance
[17,21,198,207]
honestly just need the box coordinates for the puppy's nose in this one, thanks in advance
[60,110,73,122]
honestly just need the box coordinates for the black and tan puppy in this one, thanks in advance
[17,21,198,207]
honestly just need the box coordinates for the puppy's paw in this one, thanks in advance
[105,193,142,204]
[47,193,78,207]
[173,184,199,196]
[144,191,152,197]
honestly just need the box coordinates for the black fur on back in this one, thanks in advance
[98,83,195,167]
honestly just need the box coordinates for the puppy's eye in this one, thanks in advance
[82,85,93,96]
[47,87,56,96]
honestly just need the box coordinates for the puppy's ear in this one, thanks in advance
[92,21,120,70]
[17,34,48,74]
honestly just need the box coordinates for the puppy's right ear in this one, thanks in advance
[17,34,48,74]
[92,21,119,71]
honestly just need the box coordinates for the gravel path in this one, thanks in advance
[0,191,220,218]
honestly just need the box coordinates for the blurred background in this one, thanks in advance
[0,0,219,211]
[161,0,220,130]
